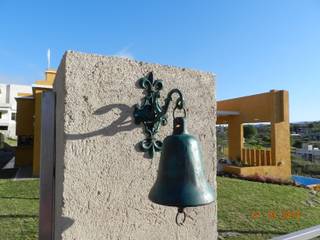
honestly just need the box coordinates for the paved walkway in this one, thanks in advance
[14,166,34,180]
[0,150,34,179]
[0,150,14,168]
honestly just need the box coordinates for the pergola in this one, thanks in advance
[217,90,291,180]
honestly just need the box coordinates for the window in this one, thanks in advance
[11,112,16,121]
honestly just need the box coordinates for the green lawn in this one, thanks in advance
[0,180,39,240]
[218,176,320,239]
[4,138,17,147]
[0,136,17,149]
[0,177,320,240]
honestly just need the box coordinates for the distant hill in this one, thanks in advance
[217,121,320,149]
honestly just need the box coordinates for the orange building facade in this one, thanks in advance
[217,90,291,180]
[15,70,56,177]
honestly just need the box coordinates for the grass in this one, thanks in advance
[4,138,17,147]
[1,177,320,240]
[0,180,39,240]
[0,135,17,149]
[217,176,320,239]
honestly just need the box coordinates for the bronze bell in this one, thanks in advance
[148,117,215,224]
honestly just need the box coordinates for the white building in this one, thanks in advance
[0,84,32,139]
[295,143,320,162]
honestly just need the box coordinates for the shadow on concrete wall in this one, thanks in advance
[66,104,136,140]
[52,216,75,240]
[65,103,149,157]
[60,216,75,234]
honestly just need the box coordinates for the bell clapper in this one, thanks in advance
[175,207,187,226]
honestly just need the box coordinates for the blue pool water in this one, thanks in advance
[292,175,320,186]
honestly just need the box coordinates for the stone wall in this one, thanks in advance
[54,51,217,240]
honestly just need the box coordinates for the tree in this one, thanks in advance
[244,125,257,139]
[292,140,302,148]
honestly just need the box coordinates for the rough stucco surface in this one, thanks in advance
[54,51,217,240]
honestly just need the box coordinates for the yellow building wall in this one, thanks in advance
[271,91,291,179]
[35,70,56,86]
[15,69,56,176]
[15,98,34,167]
[228,118,243,161]
[217,90,291,180]
[16,147,33,167]
[32,90,43,177]
[224,165,291,180]
[16,98,34,136]
[32,70,56,176]
[217,90,285,124]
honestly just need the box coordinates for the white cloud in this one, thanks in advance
[114,45,134,60]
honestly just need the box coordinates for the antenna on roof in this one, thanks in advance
[47,48,51,69]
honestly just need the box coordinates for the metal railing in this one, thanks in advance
[271,225,320,240]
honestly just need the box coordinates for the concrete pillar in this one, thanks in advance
[53,51,217,240]
[228,118,243,161]
[33,90,42,177]
[271,91,291,177]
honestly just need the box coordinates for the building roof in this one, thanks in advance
[31,84,53,89]
[15,96,34,100]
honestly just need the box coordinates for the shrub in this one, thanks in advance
[304,164,320,175]
[244,125,257,139]
[238,173,293,185]
[292,140,302,148]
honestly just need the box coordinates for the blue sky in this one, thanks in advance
[0,0,319,122]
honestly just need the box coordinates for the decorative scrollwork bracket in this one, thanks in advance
[134,72,185,158]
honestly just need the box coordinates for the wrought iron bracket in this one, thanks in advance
[134,72,185,158]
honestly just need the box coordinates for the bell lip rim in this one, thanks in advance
[148,199,215,208]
